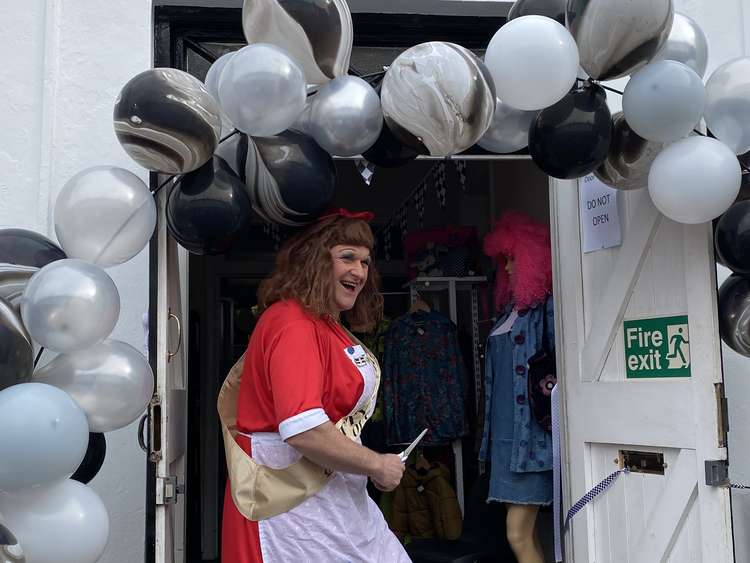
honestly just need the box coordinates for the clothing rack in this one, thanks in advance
[406,276,487,515]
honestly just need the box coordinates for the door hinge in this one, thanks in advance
[156,476,184,505]
[715,383,729,448]
[705,460,730,487]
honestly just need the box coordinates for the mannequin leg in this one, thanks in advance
[505,503,543,563]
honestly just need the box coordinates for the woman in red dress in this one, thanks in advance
[220,210,410,562]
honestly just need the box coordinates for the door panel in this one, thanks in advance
[154,188,188,563]
[552,179,733,562]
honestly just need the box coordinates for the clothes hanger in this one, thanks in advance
[409,292,431,314]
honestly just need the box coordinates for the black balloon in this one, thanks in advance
[362,119,420,168]
[718,275,750,357]
[214,131,249,183]
[71,432,107,485]
[0,297,33,392]
[0,229,66,268]
[166,156,252,255]
[529,84,613,180]
[508,0,566,25]
[715,200,750,274]
[0,522,15,545]
[247,130,337,227]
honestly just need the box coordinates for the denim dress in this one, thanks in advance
[479,296,553,505]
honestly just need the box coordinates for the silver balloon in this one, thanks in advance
[34,340,154,433]
[623,60,705,143]
[309,76,383,157]
[705,57,750,155]
[54,166,157,268]
[567,0,674,80]
[242,0,352,89]
[594,112,662,190]
[477,97,537,154]
[651,12,708,77]
[204,51,236,101]
[20,259,120,353]
[381,42,495,157]
[0,264,37,309]
[508,0,566,24]
[719,275,750,357]
[0,383,89,492]
[218,43,307,136]
[0,480,109,563]
[0,298,33,392]
[114,68,222,174]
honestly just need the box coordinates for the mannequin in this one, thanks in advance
[479,211,553,563]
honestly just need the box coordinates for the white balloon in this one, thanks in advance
[20,259,120,353]
[0,480,109,563]
[484,15,579,111]
[218,43,307,136]
[0,383,89,492]
[54,166,156,268]
[204,51,235,101]
[648,137,741,224]
[477,97,537,153]
[705,57,750,155]
[34,340,155,433]
[623,61,705,143]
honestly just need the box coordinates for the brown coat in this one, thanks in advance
[391,461,463,541]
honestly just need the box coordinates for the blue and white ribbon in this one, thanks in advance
[564,468,629,529]
[552,384,563,562]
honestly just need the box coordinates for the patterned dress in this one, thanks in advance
[479,296,554,505]
[221,300,410,562]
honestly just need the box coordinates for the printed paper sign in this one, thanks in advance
[624,315,691,379]
[579,174,622,253]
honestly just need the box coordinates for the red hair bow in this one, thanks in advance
[318,208,375,222]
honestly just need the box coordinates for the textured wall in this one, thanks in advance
[0,1,152,562]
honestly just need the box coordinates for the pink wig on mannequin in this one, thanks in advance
[483,211,552,311]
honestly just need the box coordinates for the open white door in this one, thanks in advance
[153,188,188,563]
[551,180,733,562]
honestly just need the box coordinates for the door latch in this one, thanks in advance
[156,476,184,505]
[705,460,730,487]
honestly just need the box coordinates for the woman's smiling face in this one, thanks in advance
[330,245,371,315]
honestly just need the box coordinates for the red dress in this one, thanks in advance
[221,300,409,563]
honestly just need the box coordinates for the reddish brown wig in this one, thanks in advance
[257,216,383,331]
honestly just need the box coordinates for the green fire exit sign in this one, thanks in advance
[624,315,691,379]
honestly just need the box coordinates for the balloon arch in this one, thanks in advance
[3,1,750,560]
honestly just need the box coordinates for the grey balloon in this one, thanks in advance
[204,51,236,101]
[0,298,33,392]
[594,112,663,191]
[242,0,352,89]
[477,97,537,154]
[54,166,157,268]
[566,0,674,81]
[381,42,496,157]
[705,57,750,155]
[719,275,750,357]
[309,76,383,157]
[34,340,154,433]
[20,259,120,353]
[651,12,709,78]
[114,68,222,174]
[623,60,705,143]
[0,264,37,309]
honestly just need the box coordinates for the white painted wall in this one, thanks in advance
[0,1,152,562]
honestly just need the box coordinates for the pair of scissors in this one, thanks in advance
[399,428,429,463]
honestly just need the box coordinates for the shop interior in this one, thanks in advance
[186,156,556,562]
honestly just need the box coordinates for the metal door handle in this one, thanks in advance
[137,413,148,453]
[167,311,182,362]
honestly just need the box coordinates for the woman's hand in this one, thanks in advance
[370,454,405,492]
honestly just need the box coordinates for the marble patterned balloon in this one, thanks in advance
[0,264,37,309]
[114,68,222,174]
[245,130,336,227]
[381,42,496,157]
[242,0,352,89]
